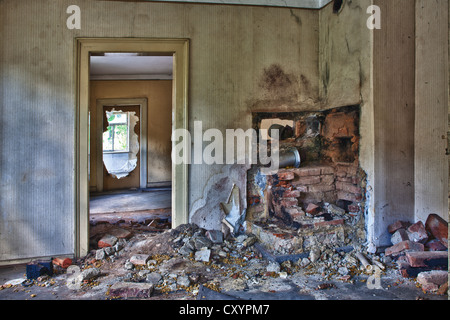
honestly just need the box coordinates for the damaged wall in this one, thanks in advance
[0,0,447,262]
[318,0,376,246]
[0,0,320,261]
[372,0,416,247]
[319,0,449,248]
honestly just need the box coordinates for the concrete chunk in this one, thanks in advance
[406,221,428,244]
[195,248,211,262]
[390,228,409,245]
[77,267,100,282]
[206,230,224,244]
[417,270,448,292]
[130,254,150,266]
[108,282,154,298]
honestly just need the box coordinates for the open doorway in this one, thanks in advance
[76,39,189,258]
[87,53,173,251]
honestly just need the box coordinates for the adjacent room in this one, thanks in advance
[88,53,174,247]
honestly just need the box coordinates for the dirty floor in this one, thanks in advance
[1,224,447,304]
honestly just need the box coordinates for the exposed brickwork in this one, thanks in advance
[247,106,365,237]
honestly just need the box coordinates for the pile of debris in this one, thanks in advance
[2,216,447,299]
[385,214,448,294]
[82,223,393,298]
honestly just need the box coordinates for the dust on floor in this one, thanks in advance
[0,223,447,302]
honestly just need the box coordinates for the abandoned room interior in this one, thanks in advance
[0,0,449,303]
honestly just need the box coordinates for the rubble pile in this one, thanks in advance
[1,216,447,299]
[78,223,397,297]
[385,214,448,294]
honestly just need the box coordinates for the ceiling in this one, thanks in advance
[90,54,173,80]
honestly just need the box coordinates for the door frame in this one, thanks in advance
[75,38,189,257]
[95,98,148,192]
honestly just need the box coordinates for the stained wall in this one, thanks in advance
[0,0,320,261]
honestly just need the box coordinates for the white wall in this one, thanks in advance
[414,0,449,224]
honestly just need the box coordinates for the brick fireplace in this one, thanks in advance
[247,105,367,255]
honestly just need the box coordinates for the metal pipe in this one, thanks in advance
[355,252,374,272]
[278,148,301,169]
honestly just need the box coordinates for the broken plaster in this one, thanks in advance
[190,164,250,231]
[220,184,247,236]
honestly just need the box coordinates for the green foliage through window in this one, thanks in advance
[103,112,129,152]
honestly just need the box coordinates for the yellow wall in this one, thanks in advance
[89,80,173,189]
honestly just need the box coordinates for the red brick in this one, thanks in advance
[98,234,118,248]
[337,191,360,203]
[437,282,449,295]
[293,167,322,177]
[397,262,439,278]
[295,175,321,185]
[285,207,305,221]
[335,165,348,175]
[320,166,335,175]
[351,177,360,185]
[277,171,295,181]
[336,176,353,183]
[407,221,428,244]
[294,185,308,192]
[109,227,133,239]
[425,214,448,248]
[306,203,320,215]
[314,219,344,228]
[385,240,424,256]
[282,189,301,198]
[346,165,358,176]
[347,204,360,213]
[335,170,347,178]
[388,220,412,234]
[320,174,335,185]
[425,239,447,251]
[335,181,361,194]
[405,251,448,268]
[52,257,72,269]
[280,197,298,207]
[308,184,335,193]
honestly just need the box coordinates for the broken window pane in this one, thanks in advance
[103,109,139,179]
[103,112,129,152]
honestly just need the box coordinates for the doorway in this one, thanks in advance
[92,99,148,192]
[76,38,189,258]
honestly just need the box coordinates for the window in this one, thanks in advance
[103,112,129,152]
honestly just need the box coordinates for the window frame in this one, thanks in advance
[102,111,130,153]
